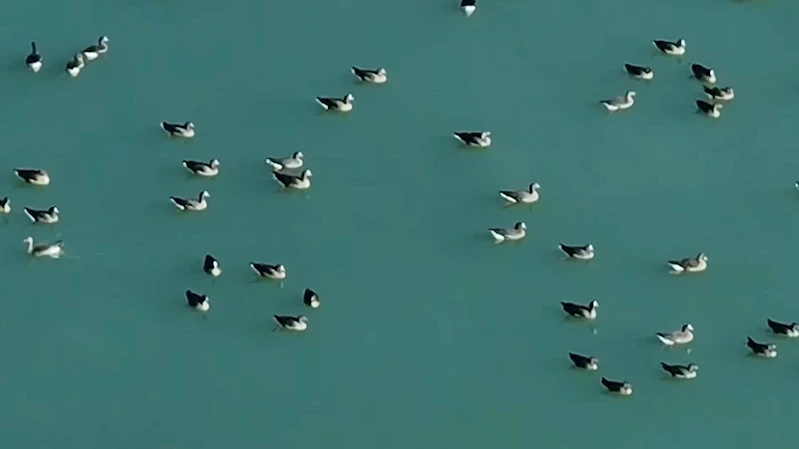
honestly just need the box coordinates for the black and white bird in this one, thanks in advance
[561,300,598,320]
[558,243,595,260]
[65,53,84,78]
[460,0,476,16]
[26,41,42,72]
[601,91,636,112]
[182,159,220,177]
[250,262,287,280]
[499,182,540,204]
[274,315,308,331]
[601,377,632,395]
[203,254,222,277]
[0,197,10,214]
[488,221,527,243]
[316,93,354,112]
[623,63,654,80]
[303,288,321,308]
[169,190,210,211]
[747,337,777,358]
[660,362,699,379]
[265,151,304,171]
[696,100,722,118]
[656,324,695,346]
[568,352,599,370]
[13,168,50,186]
[82,36,109,61]
[767,319,799,337]
[23,236,64,258]
[653,38,686,56]
[668,253,708,273]
[185,289,210,312]
[453,131,491,148]
[160,121,195,138]
[351,67,388,84]
[273,169,312,190]
[690,63,716,84]
[23,206,59,224]
[703,86,735,101]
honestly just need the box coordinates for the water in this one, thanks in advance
[1,0,798,447]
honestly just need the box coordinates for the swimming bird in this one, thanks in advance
[488,221,527,243]
[26,42,42,72]
[623,63,654,80]
[265,151,304,171]
[747,336,777,358]
[13,168,50,186]
[316,93,355,112]
[653,39,686,56]
[461,0,476,16]
[250,263,287,280]
[703,86,735,101]
[558,243,595,260]
[569,352,599,370]
[160,121,195,138]
[453,131,491,148]
[23,206,59,224]
[656,324,695,346]
[0,197,10,214]
[668,253,708,274]
[65,53,84,77]
[661,362,699,379]
[691,63,716,84]
[82,36,109,60]
[185,289,210,312]
[351,67,388,84]
[23,236,64,258]
[169,190,210,211]
[182,159,220,177]
[767,318,799,337]
[203,254,222,277]
[274,315,308,331]
[601,377,632,395]
[304,288,321,308]
[601,91,636,112]
[696,100,722,118]
[273,169,312,190]
[499,182,540,204]
[561,300,599,320]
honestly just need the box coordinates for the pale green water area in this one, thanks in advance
[2,0,799,447]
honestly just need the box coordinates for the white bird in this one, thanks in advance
[696,100,722,118]
[454,131,491,148]
[185,289,210,312]
[703,86,735,101]
[316,93,354,112]
[601,377,632,396]
[489,221,527,243]
[23,236,64,258]
[82,36,109,60]
[668,253,708,274]
[65,53,84,77]
[747,337,777,358]
[601,91,636,112]
[623,63,654,80]
[13,168,50,186]
[661,362,699,379]
[499,182,540,204]
[170,190,210,211]
[767,319,799,337]
[203,254,222,277]
[24,206,59,224]
[691,63,716,84]
[265,151,304,171]
[653,39,686,56]
[0,197,10,214]
[250,263,287,280]
[656,324,695,346]
[274,315,308,331]
[160,121,195,138]
[182,159,220,177]
[351,67,388,84]
[273,169,312,190]
[559,243,595,260]
[304,288,321,308]
[461,0,476,16]
[26,41,42,72]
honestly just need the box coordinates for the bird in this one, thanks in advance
[23,236,64,258]
[568,352,599,370]
[82,36,109,60]
[461,0,476,16]
[656,324,695,346]
[273,169,312,190]
[250,263,287,280]
[274,315,308,331]
[453,131,492,148]
[65,53,85,77]
[160,121,195,138]
[26,42,42,72]
[488,221,527,243]
[169,190,210,211]
[661,362,699,379]
[653,39,686,56]
[23,206,59,224]
[182,159,220,177]
[601,377,632,395]
[265,151,304,171]
[185,289,210,312]
[690,63,717,84]
[747,337,777,358]
[13,168,50,186]
[558,243,595,260]
[304,288,321,308]
[0,197,10,214]
[668,253,708,274]
[351,67,388,84]
[696,100,722,118]
[203,254,222,277]
[767,319,799,337]
[601,91,636,112]
[561,300,599,320]
[703,86,735,101]
[623,63,654,80]
[316,93,355,112]
[499,182,540,204]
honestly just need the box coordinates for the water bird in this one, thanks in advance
[696,100,722,118]
[23,236,64,258]
[0,198,10,214]
[273,169,312,190]
[653,39,686,56]
[656,324,695,346]
[316,93,355,112]
[488,221,527,243]
[461,0,476,16]
[169,190,210,211]
[453,131,491,148]
[351,67,387,84]
[185,289,210,312]
[623,63,653,80]
[182,159,220,177]
[160,121,195,138]
[265,151,304,171]
[274,315,308,331]
[561,300,598,320]
[558,243,595,260]
[250,263,287,280]
[26,42,42,72]
[690,63,716,84]
[601,377,632,395]
[661,362,699,379]
[13,168,50,186]
[23,206,59,224]
[767,318,799,337]
[203,254,222,277]
[668,253,708,274]
[569,353,598,370]
[304,288,321,308]
[499,182,540,204]
[747,336,777,358]
[703,86,735,101]
[601,91,636,112]
[82,36,109,60]
[65,53,84,77]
